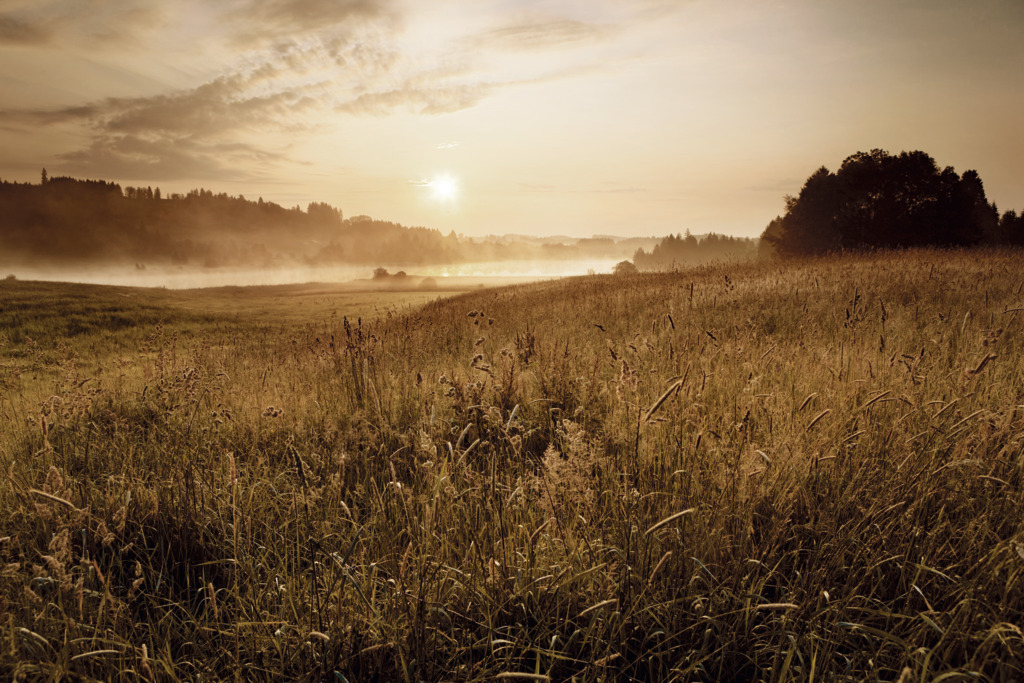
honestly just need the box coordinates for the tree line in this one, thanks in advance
[761,149,1024,256]
[631,232,757,271]
[0,172,679,271]
[0,174,479,268]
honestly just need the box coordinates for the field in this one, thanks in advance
[2,250,1024,681]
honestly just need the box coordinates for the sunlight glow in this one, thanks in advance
[430,175,459,201]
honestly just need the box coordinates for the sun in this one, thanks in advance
[430,175,458,201]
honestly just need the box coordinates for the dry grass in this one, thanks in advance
[2,248,1024,681]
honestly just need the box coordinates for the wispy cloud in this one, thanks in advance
[0,105,99,127]
[0,0,164,46]
[0,14,46,44]
[0,0,672,181]
[470,17,608,52]
[57,135,284,181]
[103,79,316,137]
[226,0,393,46]
[244,0,387,29]
[338,81,491,116]
[0,65,318,135]
[0,57,323,179]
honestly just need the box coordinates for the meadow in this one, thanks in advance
[2,249,1023,681]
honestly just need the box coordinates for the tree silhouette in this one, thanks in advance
[633,232,756,269]
[762,149,1002,256]
[613,260,638,275]
[997,210,1024,246]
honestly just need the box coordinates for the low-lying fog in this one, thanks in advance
[4,258,623,290]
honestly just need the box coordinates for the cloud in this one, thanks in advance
[56,135,282,181]
[0,1,164,47]
[471,17,608,52]
[228,0,392,46]
[0,0,674,184]
[0,104,99,127]
[0,14,47,43]
[0,18,479,177]
[328,34,610,119]
[103,78,315,137]
[330,37,400,74]
[338,85,485,115]
[436,141,459,150]
[0,54,325,180]
[246,0,387,29]
[337,63,493,116]
[0,0,389,54]
[1,69,316,136]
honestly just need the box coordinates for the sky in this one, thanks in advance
[1,0,1022,239]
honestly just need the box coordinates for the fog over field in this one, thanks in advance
[3,258,623,289]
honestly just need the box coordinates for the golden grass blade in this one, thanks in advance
[577,598,618,618]
[28,489,81,512]
[644,508,695,536]
[965,353,997,376]
[496,674,550,681]
[797,393,818,412]
[643,363,690,423]
[17,628,52,649]
[71,650,121,662]
[858,390,891,410]
[950,410,985,431]
[805,409,831,432]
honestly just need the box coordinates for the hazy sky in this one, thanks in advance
[1,0,1022,238]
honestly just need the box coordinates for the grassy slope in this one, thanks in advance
[2,250,1024,681]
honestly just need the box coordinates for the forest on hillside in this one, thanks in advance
[0,173,656,271]
[631,232,757,270]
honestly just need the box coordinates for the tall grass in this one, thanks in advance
[2,249,1024,680]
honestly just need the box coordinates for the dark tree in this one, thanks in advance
[997,210,1024,246]
[761,167,841,256]
[613,260,638,275]
[762,149,1001,256]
